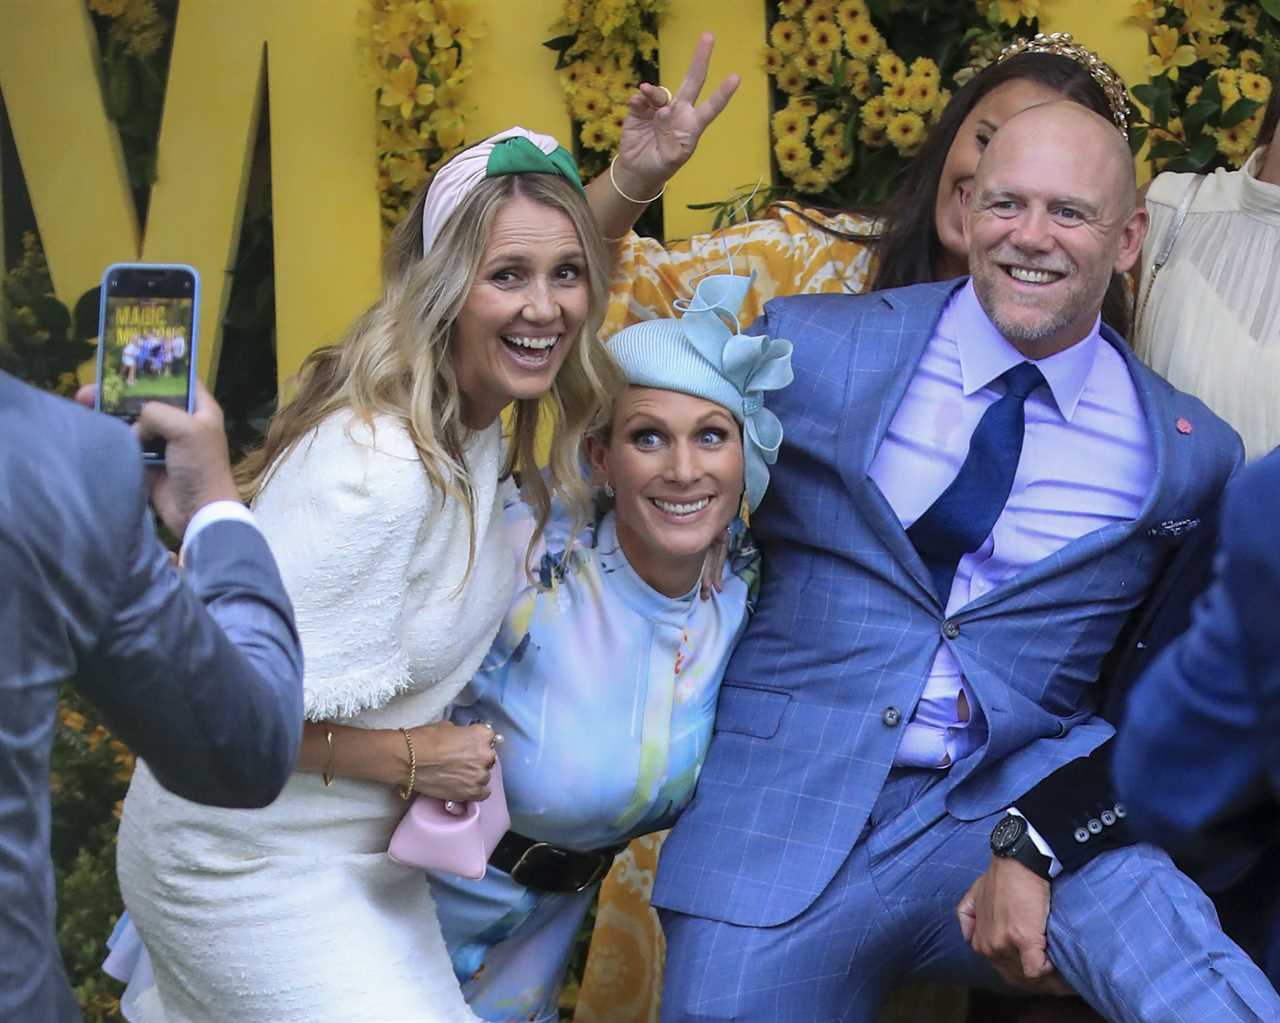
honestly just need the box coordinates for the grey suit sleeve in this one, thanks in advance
[78,498,304,809]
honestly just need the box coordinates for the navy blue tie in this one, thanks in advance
[907,361,1046,603]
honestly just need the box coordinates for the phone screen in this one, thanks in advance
[99,293,195,419]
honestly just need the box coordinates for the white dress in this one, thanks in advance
[116,413,516,1023]
[1137,146,1280,461]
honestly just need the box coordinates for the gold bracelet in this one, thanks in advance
[322,725,335,787]
[609,155,665,204]
[398,727,416,800]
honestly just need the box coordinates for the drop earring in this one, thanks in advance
[604,482,615,499]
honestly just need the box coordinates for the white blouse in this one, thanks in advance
[1137,147,1280,461]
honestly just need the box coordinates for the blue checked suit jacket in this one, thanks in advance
[652,280,1243,929]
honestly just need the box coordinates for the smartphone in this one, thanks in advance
[95,263,200,462]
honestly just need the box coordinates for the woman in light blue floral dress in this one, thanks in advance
[431,272,792,1022]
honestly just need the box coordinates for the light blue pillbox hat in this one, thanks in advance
[604,273,794,511]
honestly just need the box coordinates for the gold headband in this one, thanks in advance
[995,32,1130,140]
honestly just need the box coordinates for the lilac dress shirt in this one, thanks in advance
[869,280,1155,770]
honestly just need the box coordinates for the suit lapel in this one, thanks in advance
[838,280,962,606]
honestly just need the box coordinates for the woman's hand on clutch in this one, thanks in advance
[408,721,497,803]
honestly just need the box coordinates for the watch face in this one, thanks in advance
[991,814,1026,855]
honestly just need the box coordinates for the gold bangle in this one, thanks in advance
[322,726,335,787]
[609,155,665,205]
[398,727,416,800]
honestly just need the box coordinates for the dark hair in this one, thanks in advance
[1260,72,1280,149]
[870,52,1132,335]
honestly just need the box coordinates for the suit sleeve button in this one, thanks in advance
[1074,827,1090,844]
[1087,818,1103,835]
[882,706,902,727]
[942,620,960,639]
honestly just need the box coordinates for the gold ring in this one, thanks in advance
[654,84,673,106]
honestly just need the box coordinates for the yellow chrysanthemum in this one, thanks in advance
[772,106,812,143]
[1146,25,1196,80]
[877,52,907,85]
[909,57,941,85]
[788,95,820,117]
[762,46,786,76]
[885,79,912,111]
[809,21,843,56]
[775,138,813,178]
[850,66,874,101]
[985,0,1039,27]
[571,86,609,123]
[1215,68,1242,107]
[803,3,838,31]
[1181,0,1228,38]
[778,0,805,16]
[798,49,835,84]
[1241,72,1271,104]
[793,166,832,194]
[861,94,891,129]
[835,0,870,30]
[859,120,888,148]
[932,87,953,119]
[811,110,843,147]
[844,20,884,61]
[886,111,927,154]
[1239,49,1264,73]
[770,19,803,54]
[906,74,939,114]
[1235,7,1260,35]
[819,146,854,179]
[1214,123,1253,164]
[580,119,611,152]
[776,65,808,95]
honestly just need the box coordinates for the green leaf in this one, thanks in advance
[1261,0,1280,20]
[105,58,133,120]
[867,0,891,21]
[1128,125,1148,157]
[1182,99,1219,133]
[1149,138,1187,161]
[1185,131,1219,169]
[1201,73,1223,107]
[1219,97,1263,129]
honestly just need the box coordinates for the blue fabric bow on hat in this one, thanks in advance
[677,274,794,511]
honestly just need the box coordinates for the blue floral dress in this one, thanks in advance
[431,492,759,1022]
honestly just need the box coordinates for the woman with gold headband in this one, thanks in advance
[110,128,623,1022]
[574,33,1144,1023]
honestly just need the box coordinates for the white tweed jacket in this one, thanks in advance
[251,412,516,727]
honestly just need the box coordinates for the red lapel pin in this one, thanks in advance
[1176,416,1193,435]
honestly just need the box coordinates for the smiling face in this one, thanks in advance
[587,386,745,598]
[933,79,1067,278]
[451,195,590,428]
[965,102,1146,357]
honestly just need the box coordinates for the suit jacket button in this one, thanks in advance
[1114,802,1127,819]
[1087,818,1103,835]
[1074,827,1090,844]
[941,620,960,639]
[882,706,902,727]
[1101,810,1117,827]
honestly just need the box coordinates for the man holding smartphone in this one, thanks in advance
[0,371,305,1021]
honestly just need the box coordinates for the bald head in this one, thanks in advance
[964,99,1148,358]
[979,101,1137,215]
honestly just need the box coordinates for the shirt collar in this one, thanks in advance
[944,279,1101,422]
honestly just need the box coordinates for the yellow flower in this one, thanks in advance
[770,19,802,55]
[1216,68,1241,107]
[861,94,891,129]
[798,48,835,84]
[1186,85,1203,106]
[776,64,807,95]
[986,0,1039,26]
[772,106,812,143]
[835,0,870,30]
[819,142,854,178]
[779,0,805,14]
[60,708,87,733]
[381,58,435,119]
[1146,25,1196,81]
[887,111,927,154]
[1234,6,1260,34]
[808,21,843,56]
[877,53,906,85]
[811,110,842,147]
[906,74,939,114]
[429,46,460,81]
[885,78,912,111]
[762,46,786,76]
[788,96,819,117]
[803,3,838,31]
[1239,49,1264,73]
[859,120,888,148]
[580,119,610,152]
[774,138,813,178]
[849,65,874,101]
[844,20,884,61]
[1240,72,1271,105]
[571,86,609,122]
[1214,123,1253,163]
[88,0,127,14]
[1180,0,1228,38]
[794,166,831,194]
[1191,33,1228,66]
[909,57,940,85]
[558,62,586,96]
[933,87,953,119]
[386,155,428,192]
[1128,0,1167,33]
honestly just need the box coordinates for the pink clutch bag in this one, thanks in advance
[387,758,510,879]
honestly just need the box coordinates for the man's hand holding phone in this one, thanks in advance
[78,380,241,538]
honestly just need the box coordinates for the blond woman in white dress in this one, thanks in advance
[113,128,623,1023]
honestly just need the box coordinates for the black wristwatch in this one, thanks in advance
[990,813,1054,881]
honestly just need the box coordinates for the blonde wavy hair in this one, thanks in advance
[235,171,624,577]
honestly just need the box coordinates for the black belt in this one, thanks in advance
[489,831,626,894]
